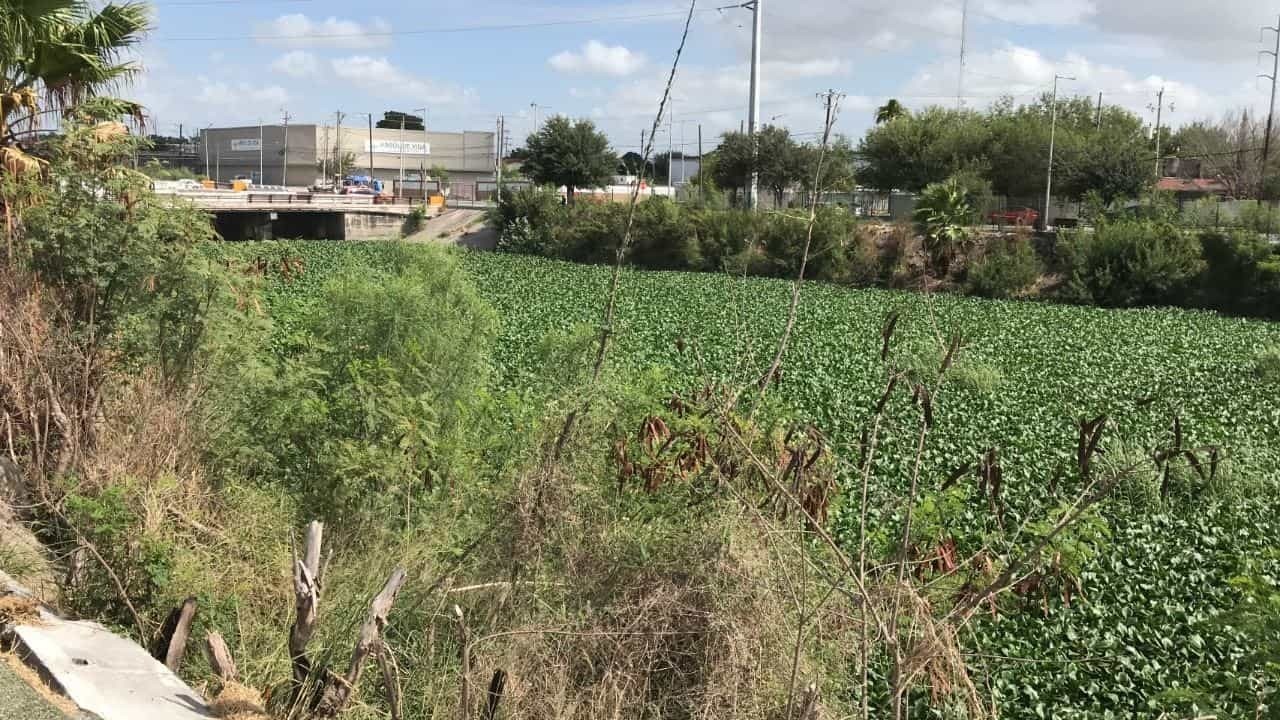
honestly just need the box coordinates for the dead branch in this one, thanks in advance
[290,520,324,692]
[455,604,471,720]
[483,670,507,720]
[314,567,408,717]
[378,640,403,720]
[205,631,238,682]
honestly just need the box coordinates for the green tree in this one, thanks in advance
[756,126,807,206]
[1,0,149,171]
[875,98,908,124]
[858,107,991,192]
[522,116,617,204]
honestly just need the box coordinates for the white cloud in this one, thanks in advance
[902,45,1251,124]
[195,78,290,108]
[330,56,460,104]
[257,14,391,49]
[549,40,646,76]
[271,50,319,78]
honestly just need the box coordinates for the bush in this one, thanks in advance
[757,206,860,282]
[223,245,496,526]
[966,236,1042,299]
[628,199,703,270]
[1199,230,1280,319]
[1058,220,1204,307]
[400,204,428,237]
[492,185,563,255]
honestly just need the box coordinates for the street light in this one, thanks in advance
[1044,74,1075,230]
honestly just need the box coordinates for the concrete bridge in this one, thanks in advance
[160,191,433,241]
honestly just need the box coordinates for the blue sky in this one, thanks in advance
[133,0,1277,153]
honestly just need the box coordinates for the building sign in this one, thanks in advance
[230,138,261,152]
[365,139,430,156]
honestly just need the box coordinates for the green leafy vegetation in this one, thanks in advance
[200,242,1280,717]
[966,234,1042,299]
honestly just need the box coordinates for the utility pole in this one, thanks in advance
[366,113,375,183]
[203,124,211,179]
[281,109,291,187]
[1260,17,1280,204]
[1152,86,1166,177]
[495,115,504,188]
[698,123,703,205]
[958,0,969,109]
[321,125,329,187]
[335,111,345,182]
[257,118,264,184]
[1096,92,1103,130]
[668,101,675,189]
[1044,74,1075,230]
[816,89,846,203]
[747,0,763,210]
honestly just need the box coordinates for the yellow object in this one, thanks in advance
[201,179,215,189]
[232,180,249,192]
[428,195,445,207]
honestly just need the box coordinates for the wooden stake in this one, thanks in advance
[205,632,238,682]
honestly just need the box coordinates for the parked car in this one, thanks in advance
[988,207,1039,226]
[342,185,377,196]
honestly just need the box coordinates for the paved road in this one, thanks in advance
[408,208,497,250]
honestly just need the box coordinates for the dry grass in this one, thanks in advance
[0,593,42,626]
[1,651,81,716]
[208,681,269,719]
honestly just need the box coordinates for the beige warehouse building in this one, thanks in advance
[197,123,496,191]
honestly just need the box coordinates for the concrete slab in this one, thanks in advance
[11,611,212,720]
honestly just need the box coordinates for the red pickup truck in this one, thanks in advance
[987,207,1039,226]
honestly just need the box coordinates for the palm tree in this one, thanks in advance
[2,0,149,170]
[875,99,907,125]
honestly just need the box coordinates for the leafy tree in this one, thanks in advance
[522,116,617,204]
[710,127,810,206]
[858,107,990,192]
[798,136,858,195]
[875,99,908,124]
[755,126,807,206]
[709,131,755,202]
[1,0,149,173]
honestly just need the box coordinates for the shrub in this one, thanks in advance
[492,185,563,255]
[628,199,703,270]
[1199,230,1280,319]
[223,245,496,526]
[966,236,1042,299]
[758,206,859,282]
[1236,201,1280,234]
[1058,220,1204,307]
[400,204,428,237]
